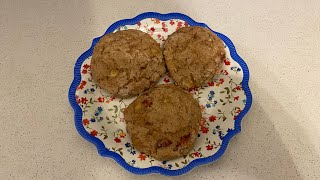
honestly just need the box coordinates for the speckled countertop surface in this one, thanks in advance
[1,0,320,179]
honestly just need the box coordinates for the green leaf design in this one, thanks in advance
[181,159,188,164]
[114,105,118,113]
[175,163,179,167]
[222,102,226,106]
[222,116,227,121]
[224,87,230,94]
[220,91,225,93]
[220,99,224,102]
[218,109,222,112]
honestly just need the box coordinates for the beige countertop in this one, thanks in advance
[1,0,320,179]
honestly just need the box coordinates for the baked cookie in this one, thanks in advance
[164,26,226,90]
[91,29,166,98]
[124,84,201,161]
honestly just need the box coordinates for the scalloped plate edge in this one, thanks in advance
[68,12,253,176]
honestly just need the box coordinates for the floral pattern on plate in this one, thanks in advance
[74,18,246,170]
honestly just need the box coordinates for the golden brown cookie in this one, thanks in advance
[164,26,226,90]
[91,29,166,98]
[124,84,201,160]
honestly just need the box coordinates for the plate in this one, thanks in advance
[68,12,252,176]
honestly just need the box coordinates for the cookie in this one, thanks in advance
[164,26,226,90]
[91,29,166,98]
[124,84,201,160]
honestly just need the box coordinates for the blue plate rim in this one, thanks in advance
[68,12,252,176]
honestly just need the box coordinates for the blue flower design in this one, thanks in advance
[208,96,213,101]
[132,160,136,163]
[125,143,131,148]
[94,112,99,116]
[206,103,211,108]
[90,118,96,122]
[218,131,224,140]
[213,100,218,105]
[97,107,103,112]
[231,66,241,72]
[84,90,87,94]
[209,91,215,95]
[90,88,95,92]
[168,164,172,169]
[131,151,136,155]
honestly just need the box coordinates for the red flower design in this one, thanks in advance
[224,59,231,66]
[169,20,175,25]
[83,64,90,69]
[154,19,160,24]
[206,145,214,150]
[236,109,242,114]
[221,70,229,75]
[114,137,121,143]
[77,80,87,90]
[193,152,200,157]
[137,22,141,26]
[184,22,189,27]
[233,116,237,120]
[90,130,98,136]
[138,153,147,161]
[81,97,88,104]
[208,81,214,86]
[234,96,239,101]
[161,22,166,28]
[219,78,224,84]
[235,86,241,90]
[177,22,183,29]
[82,119,90,125]
[209,115,216,122]
[77,85,84,90]
[157,34,161,38]
[81,80,87,86]
[162,27,168,32]
[150,27,155,32]
[201,127,209,134]
[82,69,87,74]
[77,98,81,104]
[97,97,104,103]
[163,78,170,83]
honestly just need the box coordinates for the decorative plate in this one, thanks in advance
[68,12,252,176]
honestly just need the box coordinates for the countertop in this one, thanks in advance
[1,0,320,179]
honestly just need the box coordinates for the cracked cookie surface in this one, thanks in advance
[124,84,201,160]
[164,26,226,90]
[91,29,165,98]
